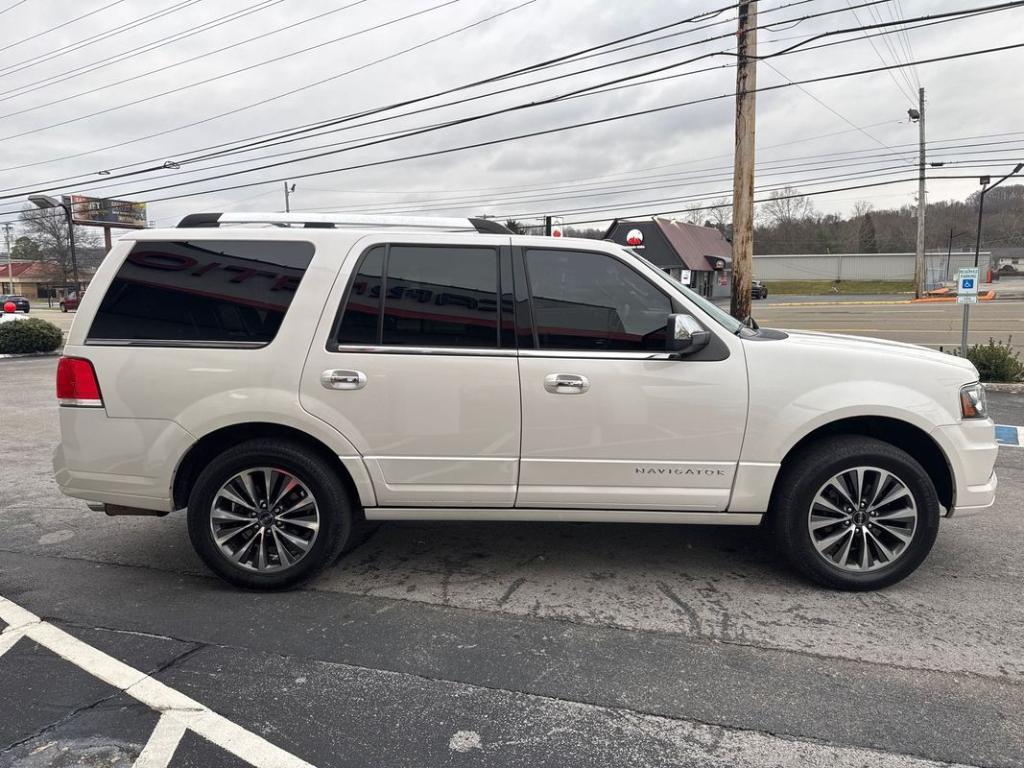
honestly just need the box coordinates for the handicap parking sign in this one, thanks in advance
[962,278,975,290]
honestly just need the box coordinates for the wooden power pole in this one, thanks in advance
[913,87,926,298]
[730,0,757,321]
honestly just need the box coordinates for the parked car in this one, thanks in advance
[751,280,768,299]
[0,294,30,313]
[59,291,84,312]
[52,213,997,591]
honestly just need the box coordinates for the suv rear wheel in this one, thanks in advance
[771,435,940,590]
[187,439,353,589]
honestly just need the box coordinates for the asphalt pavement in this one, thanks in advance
[2,355,1023,768]
[751,299,1024,349]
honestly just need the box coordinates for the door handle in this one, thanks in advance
[321,369,367,390]
[544,373,590,394]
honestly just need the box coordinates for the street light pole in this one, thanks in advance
[27,194,80,291]
[61,202,80,290]
[946,227,967,282]
[961,162,1023,355]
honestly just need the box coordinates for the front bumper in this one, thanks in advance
[950,470,998,516]
[931,420,999,516]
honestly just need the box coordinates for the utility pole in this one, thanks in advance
[913,87,926,298]
[3,223,12,294]
[730,0,757,321]
[284,182,295,212]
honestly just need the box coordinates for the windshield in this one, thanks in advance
[628,250,746,334]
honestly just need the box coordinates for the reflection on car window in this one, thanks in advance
[88,240,314,345]
[525,249,670,350]
[336,245,500,348]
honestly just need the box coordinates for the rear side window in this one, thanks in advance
[88,240,314,346]
[334,244,500,349]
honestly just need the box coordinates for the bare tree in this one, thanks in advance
[852,200,873,219]
[760,187,815,227]
[18,206,99,284]
[705,197,732,235]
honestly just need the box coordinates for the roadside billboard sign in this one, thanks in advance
[67,195,147,229]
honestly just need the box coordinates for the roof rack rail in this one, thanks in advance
[176,212,512,234]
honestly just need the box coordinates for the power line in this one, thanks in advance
[0,0,29,17]
[490,161,1017,221]
[0,0,279,95]
[0,0,128,55]
[1,0,1001,201]
[0,0,539,177]
[845,0,915,103]
[558,175,1012,226]
[0,1,753,184]
[112,40,1024,205]
[0,0,887,177]
[762,60,914,163]
[0,0,380,117]
[0,0,472,142]
[327,152,1024,217]
[288,130,1019,200]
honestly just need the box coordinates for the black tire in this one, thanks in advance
[187,438,353,590]
[770,435,940,590]
[59,303,67,312]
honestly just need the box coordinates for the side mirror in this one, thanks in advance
[666,314,711,355]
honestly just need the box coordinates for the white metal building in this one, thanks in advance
[752,252,993,284]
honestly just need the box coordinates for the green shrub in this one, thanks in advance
[962,337,1024,383]
[0,318,64,354]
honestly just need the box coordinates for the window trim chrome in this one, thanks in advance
[333,344,516,357]
[519,349,680,361]
[85,338,267,349]
[330,344,678,360]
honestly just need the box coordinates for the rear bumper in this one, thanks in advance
[53,409,194,513]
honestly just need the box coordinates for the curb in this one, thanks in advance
[762,299,913,308]
[984,382,1024,394]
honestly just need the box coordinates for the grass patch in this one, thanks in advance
[762,280,915,296]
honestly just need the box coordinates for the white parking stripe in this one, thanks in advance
[0,596,315,768]
[132,714,187,768]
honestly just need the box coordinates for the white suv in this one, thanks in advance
[52,212,998,591]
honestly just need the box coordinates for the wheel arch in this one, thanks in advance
[768,416,955,515]
[172,422,371,512]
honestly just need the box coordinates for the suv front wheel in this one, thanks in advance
[187,439,353,589]
[771,435,940,590]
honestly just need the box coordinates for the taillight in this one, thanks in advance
[56,357,103,407]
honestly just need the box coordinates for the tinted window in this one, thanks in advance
[88,240,313,345]
[335,245,500,348]
[335,246,383,345]
[525,249,670,350]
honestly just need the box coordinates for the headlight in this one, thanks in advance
[960,382,988,419]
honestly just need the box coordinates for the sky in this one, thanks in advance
[0,0,1021,234]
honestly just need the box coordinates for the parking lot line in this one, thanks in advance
[996,425,1022,447]
[0,595,315,768]
[132,714,187,768]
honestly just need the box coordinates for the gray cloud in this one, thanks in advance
[0,0,1020,230]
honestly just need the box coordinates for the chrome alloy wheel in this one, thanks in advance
[209,467,320,573]
[807,466,918,572]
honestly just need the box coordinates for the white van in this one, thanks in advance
[52,213,997,590]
